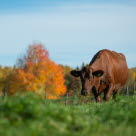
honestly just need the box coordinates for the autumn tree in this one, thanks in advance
[0,66,13,97]
[8,44,66,98]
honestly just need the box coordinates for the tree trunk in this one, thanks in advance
[127,86,129,96]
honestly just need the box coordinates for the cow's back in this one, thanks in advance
[89,49,128,89]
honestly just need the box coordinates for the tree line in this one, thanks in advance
[0,43,135,99]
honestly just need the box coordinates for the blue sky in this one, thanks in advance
[0,0,136,68]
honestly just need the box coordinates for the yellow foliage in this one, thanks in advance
[8,44,66,98]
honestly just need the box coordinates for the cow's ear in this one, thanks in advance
[70,70,81,77]
[93,70,104,77]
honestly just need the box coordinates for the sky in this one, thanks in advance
[0,0,136,68]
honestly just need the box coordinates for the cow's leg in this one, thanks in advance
[103,84,114,101]
[95,95,101,102]
[92,88,101,102]
[103,87,108,101]
[96,96,101,102]
[106,84,115,101]
[103,89,107,101]
[113,91,118,100]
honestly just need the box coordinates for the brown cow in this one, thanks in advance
[71,49,128,102]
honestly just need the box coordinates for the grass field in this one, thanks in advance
[0,93,136,136]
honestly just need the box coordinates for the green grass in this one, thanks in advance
[0,93,136,136]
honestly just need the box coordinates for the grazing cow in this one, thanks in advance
[71,49,128,102]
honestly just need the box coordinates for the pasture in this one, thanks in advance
[0,93,136,136]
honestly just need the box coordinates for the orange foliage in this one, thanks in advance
[8,44,66,98]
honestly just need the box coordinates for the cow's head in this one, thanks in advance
[70,66,104,96]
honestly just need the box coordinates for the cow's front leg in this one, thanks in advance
[92,88,101,102]
[94,95,101,102]
[96,96,101,102]
[103,84,114,101]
